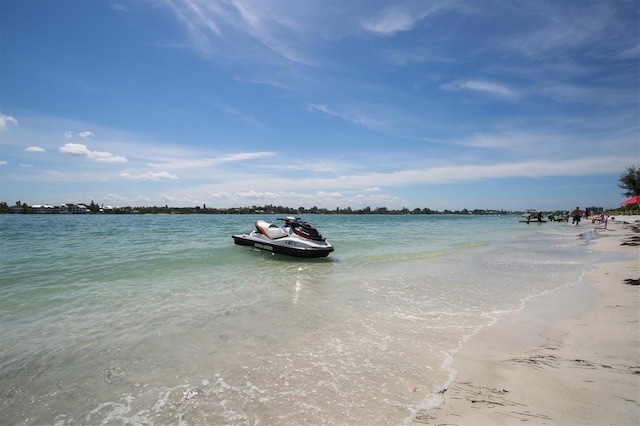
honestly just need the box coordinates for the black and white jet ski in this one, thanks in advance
[232,217,334,258]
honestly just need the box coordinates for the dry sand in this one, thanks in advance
[413,216,640,425]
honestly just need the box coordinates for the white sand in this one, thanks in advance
[413,217,640,425]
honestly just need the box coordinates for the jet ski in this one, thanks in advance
[519,209,547,223]
[232,217,334,258]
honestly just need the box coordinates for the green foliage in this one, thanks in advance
[0,201,514,215]
[618,165,640,197]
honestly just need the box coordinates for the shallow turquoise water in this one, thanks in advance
[0,214,607,424]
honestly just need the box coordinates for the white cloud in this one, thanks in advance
[78,131,94,139]
[502,1,621,60]
[347,156,628,187]
[0,114,18,130]
[307,104,335,116]
[58,143,128,163]
[58,142,92,156]
[440,80,515,97]
[236,189,281,199]
[459,132,539,149]
[148,151,276,170]
[204,99,262,127]
[307,104,384,129]
[120,171,178,181]
[194,155,628,197]
[316,190,343,198]
[26,146,46,152]
[360,7,417,36]
[618,43,639,59]
[64,130,95,139]
[280,160,355,174]
[216,152,275,163]
[0,160,7,165]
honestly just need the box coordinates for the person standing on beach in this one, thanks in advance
[571,207,582,226]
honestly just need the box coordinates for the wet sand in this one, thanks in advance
[413,216,640,425]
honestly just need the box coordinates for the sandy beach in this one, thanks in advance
[413,216,640,425]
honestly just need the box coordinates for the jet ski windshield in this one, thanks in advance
[278,217,326,241]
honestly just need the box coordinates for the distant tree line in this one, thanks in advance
[0,201,515,215]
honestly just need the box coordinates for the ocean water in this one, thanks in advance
[0,214,613,425]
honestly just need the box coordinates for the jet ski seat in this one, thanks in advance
[255,220,287,239]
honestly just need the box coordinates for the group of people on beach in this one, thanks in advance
[546,207,601,225]
[569,207,605,226]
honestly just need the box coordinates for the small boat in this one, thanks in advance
[519,209,547,223]
[232,217,334,258]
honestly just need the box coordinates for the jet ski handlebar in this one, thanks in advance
[277,217,325,241]
[277,217,300,221]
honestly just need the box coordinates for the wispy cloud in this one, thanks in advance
[217,152,275,163]
[360,7,419,36]
[65,130,95,139]
[0,114,18,130]
[203,99,262,127]
[148,151,275,170]
[59,143,128,163]
[618,43,639,59]
[194,155,628,195]
[307,104,384,129]
[359,2,448,37]
[440,80,515,97]
[26,146,46,152]
[78,131,94,139]
[120,171,178,181]
[279,159,359,174]
[162,0,315,65]
[159,1,452,67]
[501,1,631,60]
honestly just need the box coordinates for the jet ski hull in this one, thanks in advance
[232,233,334,258]
[233,217,334,258]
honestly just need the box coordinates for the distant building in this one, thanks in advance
[58,204,70,214]
[31,204,55,213]
[72,204,89,214]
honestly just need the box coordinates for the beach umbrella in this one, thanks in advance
[620,195,640,205]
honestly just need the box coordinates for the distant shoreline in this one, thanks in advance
[1,208,516,215]
[1,201,626,217]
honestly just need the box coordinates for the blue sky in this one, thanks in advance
[1,0,638,211]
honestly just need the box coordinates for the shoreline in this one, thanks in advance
[413,217,640,425]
